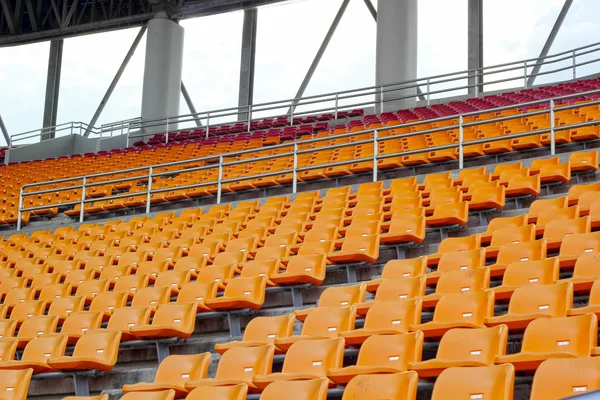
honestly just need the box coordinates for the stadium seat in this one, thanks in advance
[492,258,560,300]
[270,254,327,286]
[253,337,344,390]
[365,257,427,293]
[485,224,536,257]
[0,339,17,362]
[0,334,68,373]
[329,332,423,385]
[176,281,218,312]
[480,214,529,245]
[427,235,481,266]
[215,314,295,354]
[185,345,275,393]
[495,313,597,371]
[60,311,104,344]
[544,216,590,250]
[409,325,508,378]
[107,307,152,341]
[204,276,267,310]
[185,384,248,400]
[120,390,175,400]
[0,368,33,400]
[131,286,172,312]
[529,357,600,400]
[355,276,426,315]
[490,239,548,277]
[9,300,47,324]
[294,283,366,322]
[430,364,515,400]
[410,290,495,338]
[47,329,122,371]
[421,267,490,308]
[558,231,600,268]
[48,296,86,322]
[426,248,486,284]
[563,252,600,291]
[131,302,196,339]
[89,292,129,321]
[15,315,59,349]
[341,372,418,400]
[122,353,211,397]
[259,378,328,400]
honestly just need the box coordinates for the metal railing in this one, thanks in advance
[14,87,600,230]
[8,41,600,151]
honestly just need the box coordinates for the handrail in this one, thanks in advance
[14,87,600,230]
[8,40,600,151]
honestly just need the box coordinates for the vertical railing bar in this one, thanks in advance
[550,99,556,155]
[458,115,464,170]
[426,78,431,106]
[572,50,577,80]
[165,118,170,144]
[247,105,252,132]
[334,93,339,120]
[523,61,528,88]
[146,167,153,214]
[373,129,378,182]
[379,86,384,114]
[217,156,223,204]
[206,113,210,139]
[79,177,87,223]
[293,142,298,194]
[16,187,23,231]
[290,100,295,127]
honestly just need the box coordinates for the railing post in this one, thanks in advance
[523,61,528,88]
[373,129,378,183]
[247,105,252,132]
[79,177,87,223]
[550,99,556,155]
[458,115,464,170]
[572,50,577,80]
[290,100,295,126]
[426,78,431,106]
[334,93,339,120]
[206,113,210,139]
[16,187,23,231]
[165,118,169,144]
[293,143,298,194]
[217,156,223,204]
[379,86,384,114]
[126,130,130,148]
[146,167,153,214]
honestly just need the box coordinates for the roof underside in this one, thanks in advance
[0,0,291,47]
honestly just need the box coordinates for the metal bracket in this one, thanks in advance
[73,374,90,396]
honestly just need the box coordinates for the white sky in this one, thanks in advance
[0,0,599,144]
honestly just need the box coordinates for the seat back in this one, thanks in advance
[530,357,600,400]
[221,276,266,304]
[212,251,247,268]
[241,314,295,342]
[72,329,122,363]
[107,307,151,332]
[0,320,17,340]
[544,216,590,240]
[154,270,191,289]
[521,313,597,357]
[260,378,329,400]
[177,282,218,304]
[10,300,47,322]
[302,306,356,337]
[501,258,559,286]
[48,296,85,320]
[0,368,33,400]
[196,265,235,284]
[131,286,172,310]
[356,331,423,369]
[434,267,490,295]
[437,249,486,273]
[431,364,515,400]
[75,279,110,299]
[573,253,600,279]
[282,337,344,375]
[342,372,418,400]
[490,224,536,248]
[151,303,196,330]
[559,232,600,257]
[363,298,422,332]
[529,196,568,221]
[90,292,128,315]
[214,345,275,384]
[316,283,367,308]
[186,384,248,400]
[435,325,508,364]
[437,235,481,254]
[153,353,211,385]
[18,316,58,339]
[121,390,175,400]
[486,215,528,235]
[4,287,35,307]
[380,257,427,279]
[432,290,494,325]
[21,334,68,363]
[62,311,104,337]
[496,240,547,265]
[374,276,426,301]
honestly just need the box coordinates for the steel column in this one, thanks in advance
[181,82,202,127]
[0,113,9,145]
[42,39,63,141]
[527,0,573,87]
[362,0,377,21]
[468,0,483,96]
[85,26,147,136]
[288,0,350,115]
[238,8,257,121]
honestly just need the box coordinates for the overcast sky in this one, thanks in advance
[0,0,599,145]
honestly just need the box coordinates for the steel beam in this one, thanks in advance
[85,25,146,136]
[289,0,350,113]
[181,82,202,127]
[238,8,257,121]
[362,0,377,21]
[0,0,16,33]
[41,39,63,141]
[0,113,9,145]
[527,0,573,87]
[468,0,483,95]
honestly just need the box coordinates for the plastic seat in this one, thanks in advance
[0,320,16,340]
[426,235,481,266]
[490,239,547,277]
[355,276,426,316]
[185,384,248,400]
[559,231,600,268]
[253,337,344,390]
[275,307,356,352]
[365,257,427,293]
[63,396,109,400]
[259,378,328,400]
[196,265,235,290]
[15,315,59,349]
[47,296,85,322]
[421,267,490,308]
[9,300,47,324]
[544,216,590,250]
[536,203,580,230]
[480,214,528,245]
[430,364,514,400]
[328,235,380,264]
[47,329,121,371]
[122,353,211,397]
[294,283,366,322]
[341,297,422,346]
[215,314,295,354]
[410,290,494,338]
[130,302,196,339]
[426,248,486,284]
[118,390,176,400]
[380,216,426,244]
[563,253,600,294]
[204,276,267,311]
[89,292,128,321]
[0,334,68,373]
[0,368,33,400]
[154,270,191,292]
[270,254,327,286]
[184,345,275,394]
[3,287,35,309]
[567,181,600,206]
[341,372,418,400]
[0,338,17,363]
[61,311,104,345]
[493,258,559,300]
[175,281,218,312]
[485,224,536,257]
[529,357,600,400]
[569,150,599,173]
[107,307,152,341]
[75,279,110,304]
[426,201,469,227]
[409,324,508,378]
[115,274,151,301]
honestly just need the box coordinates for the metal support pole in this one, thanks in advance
[523,61,528,89]
[181,82,202,128]
[85,26,147,136]
[73,375,90,396]
[426,79,431,106]
[247,105,252,132]
[217,156,223,204]
[373,129,378,182]
[146,167,153,214]
[42,39,63,141]
[238,8,257,121]
[79,177,87,223]
[468,0,483,96]
[379,86,384,114]
[572,50,577,79]
[527,0,573,87]
[293,143,298,194]
[16,187,23,231]
[458,115,464,170]
[550,99,556,155]
[290,100,294,126]
[362,0,377,21]
[334,93,339,120]
[287,0,350,115]
[206,113,210,139]
[165,118,169,144]
[0,113,9,145]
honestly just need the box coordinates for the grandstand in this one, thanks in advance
[3,0,600,400]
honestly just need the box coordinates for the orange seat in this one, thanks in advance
[47,329,122,371]
[131,302,196,339]
[543,216,590,250]
[492,258,560,300]
[293,283,366,322]
[430,364,514,400]
[0,368,33,400]
[490,239,547,277]
[567,181,600,206]
[47,296,86,322]
[529,357,600,400]
[185,384,248,400]
[258,378,328,400]
[340,372,418,400]
[480,214,528,245]
[569,150,598,173]
[426,235,481,266]
[410,290,494,338]
[328,235,380,264]
[425,248,486,284]
[89,292,129,321]
[15,315,58,349]
[380,215,426,244]
[0,334,68,373]
[426,201,469,227]
[421,267,490,309]
[270,254,327,286]
[485,224,536,258]
[215,314,295,355]
[409,324,508,378]
[563,253,600,292]
[328,332,423,385]
[122,353,211,397]
[107,307,152,341]
[204,276,267,311]
[559,231,600,268]
[60,311,104,345]
[499,312,597,370]
[355,276,426,316]
[365,257,427,293]
[120,390,176,400]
